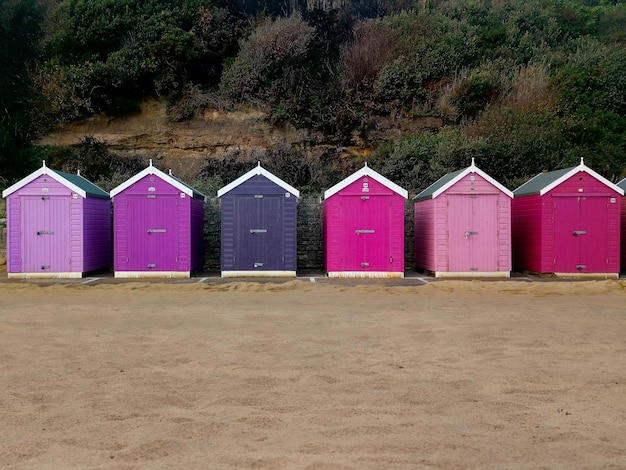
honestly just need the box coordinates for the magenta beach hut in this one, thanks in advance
[512,158,622,277]
[613,177,626,272]
[2,161,111,278]
[413,159,513,278]
[323,163,407,278]
[110,161,205,278]
[218,163,300,278]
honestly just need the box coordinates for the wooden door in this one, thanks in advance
[21,196,71,273]
[448,194,499,272]
[234,194,284,271]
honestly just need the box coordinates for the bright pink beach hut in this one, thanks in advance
[2,161,111,278]
[512,158,622,277]
[323,163,408,278]
[110,161,205,278]
[617,177,626,272]
[413,159,513,278]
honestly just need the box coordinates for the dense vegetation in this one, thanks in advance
[1,0,626,196]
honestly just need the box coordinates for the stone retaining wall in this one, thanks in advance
[201,196,415,272]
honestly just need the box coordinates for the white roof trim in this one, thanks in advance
[2,162,87,199]
[110,161,195,197]
[323,163,408,199]
[540,160,624,196]
[217,163,300,198]
[432,162,513,199]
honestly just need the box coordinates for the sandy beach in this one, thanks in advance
[1,277,625,469]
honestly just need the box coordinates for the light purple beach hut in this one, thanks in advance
[413,159,513,278]
[2,161,111,278]
[110,161,205,278]
[217,163,300,277]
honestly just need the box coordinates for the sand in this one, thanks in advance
[0,279,625,469]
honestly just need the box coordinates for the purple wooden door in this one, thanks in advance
[235,194,283,270]
[554,196,609,272]
[126,195,178,271]
[448,195,498,272]
[21,196,70,273]
[340,195,391,271]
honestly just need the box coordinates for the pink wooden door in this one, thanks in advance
[340,195,391,271]
[21,196,71,273]
[554,196,609,273]
[579,196,609,272]
[448,194,498,272]
[126,195,178,271]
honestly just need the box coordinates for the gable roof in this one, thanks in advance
[2,161,109,199]
[217,163,300,198]
[110,160,205,199]
[323,163,408,200]
[514,158,624,197]
[616,176,626,191]
[412,159,513,201]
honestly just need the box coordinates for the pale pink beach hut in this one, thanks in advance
[322,163,407,278]
[110,161,205,278]
[2,161,111,278]
[512,158,622,277]
[413,159,513,278]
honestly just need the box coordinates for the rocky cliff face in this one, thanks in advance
[36,98,443,178]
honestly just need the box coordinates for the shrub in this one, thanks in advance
[219,14,315,101]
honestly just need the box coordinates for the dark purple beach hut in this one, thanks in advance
[110,161,205,278]
[2,161,111,278]
[217,163,300,277]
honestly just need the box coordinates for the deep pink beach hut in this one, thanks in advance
[614,177,626,272]
[413,159,513,278]
[110,161,205,278]
[512,158,623,277]
[323,163,408,278]
[2,161,111,278]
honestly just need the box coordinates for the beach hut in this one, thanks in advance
[323,163,407,278]
[512,158,622,277]
[413,159,513,278]
[615,177,626,272]
[217,163,300,277]
[110,160,205,278]
[1,161,111,278]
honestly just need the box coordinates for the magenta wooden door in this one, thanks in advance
[340,195,391,271]
[448,194,498,272]
[554,196,609,272]
[21,196,71,273]
[126,195,178,271]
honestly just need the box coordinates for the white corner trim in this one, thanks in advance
[540,163,624,196]
[2,166,87,199]
[431,165,514,199]
[324,165,408,200]
[110,164,196,197]
[434,271,511,279]
[7,272,84,279]
[220,270,297,278]
[326,271,405,278]
[114,271,191,279]
[217,165,300,198]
